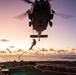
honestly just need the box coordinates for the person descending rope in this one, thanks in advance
[19,39,36,61]
[29,39,36,49]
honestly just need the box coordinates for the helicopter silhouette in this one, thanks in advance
[15,0,73,41]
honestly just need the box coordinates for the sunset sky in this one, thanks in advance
[0,0,76,51]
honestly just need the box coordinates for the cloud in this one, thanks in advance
[0,39,9,42]
[71,48,76,51]
[70,48,76,54]
[6,48,11,53]
[9,46,15,48]
[49,48,56,52]
[41,48,48,51]
[57,50,66,54]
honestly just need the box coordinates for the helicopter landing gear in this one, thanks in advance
[29,21,31,27]
[29,14,32,19]
[50,14,54,19]
[49,21,52,27]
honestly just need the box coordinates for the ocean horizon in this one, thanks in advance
[0,54,76,62]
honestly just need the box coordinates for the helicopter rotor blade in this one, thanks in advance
[49,0,53,2]
[15,10,29,20]
[55,12,73,19]
[52,10,73,19]
[15,13,27,20]
[21,0,33,4]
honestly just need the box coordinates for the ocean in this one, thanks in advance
[0,54,76,62]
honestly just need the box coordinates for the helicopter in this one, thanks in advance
[16,0,73,41]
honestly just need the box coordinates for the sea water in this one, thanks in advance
[0,54,76,62]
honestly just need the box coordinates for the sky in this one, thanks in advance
[0,0,76,51]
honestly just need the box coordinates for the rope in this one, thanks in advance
[19,39,36,61]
